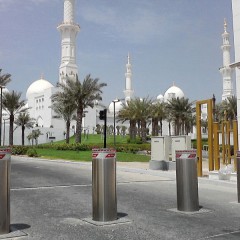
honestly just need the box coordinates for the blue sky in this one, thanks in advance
[0,0,234,105]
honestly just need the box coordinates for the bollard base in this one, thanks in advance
[168,208,212,215]
[83,217,131,226]
[149,160,176,170]
[0,226,27,239]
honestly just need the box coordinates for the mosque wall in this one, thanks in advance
[28,87,55,128]
[232,0,240,148]
[2,126,72,146]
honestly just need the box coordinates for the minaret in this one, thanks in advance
[57,0,80,84]
[219,19,234,101]
[124,53,134,102]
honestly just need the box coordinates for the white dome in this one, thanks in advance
[26,77,54,99]
[109,101,123,113]
[164,84,184,102]
[157,94,164,102]
[2,88,9,93]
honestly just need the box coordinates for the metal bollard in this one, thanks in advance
[176,150,199,212]
[0,148,11,234]
[92,148,117,222]
[237,151,240,203]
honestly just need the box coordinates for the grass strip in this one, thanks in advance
[36,148,150,162]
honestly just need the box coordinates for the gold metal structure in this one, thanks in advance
[196,98,238,176]
[196,98,214,177]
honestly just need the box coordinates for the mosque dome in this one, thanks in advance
[26,77,54,99]
[108,100,123,113]
[2,88,9,93]
[157,94,164,102]
[163,84,184,102]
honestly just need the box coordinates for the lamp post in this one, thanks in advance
[3,117,8,146]
[112,99,120,146]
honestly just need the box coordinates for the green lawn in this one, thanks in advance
[30,133,151,162]
[57,134,128,145]
[36,148,150,162]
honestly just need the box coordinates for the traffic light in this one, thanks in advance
[99,109,107,120]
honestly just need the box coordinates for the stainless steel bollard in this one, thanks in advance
[237,151,240,203]
[176,150,199,212]
[92,148,117,222]
[0,148,11,234]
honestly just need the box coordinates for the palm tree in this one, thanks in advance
[95,124,101,134]
[27,129,42,146]
[118,100,137,141]
[151,101,166,136]
[56,74,107,143]
[116,125,121,135]
[166,97,194,135]
[0,69,11,88]
[0,69,11,145]
[133,97,152,142]
[15,112,35,145]
[2,91,26,145]
[51,91,76,144]
[109,125,114,135]
[121,125,127,136]
[214,102,223,122]
[118,97,152,142]
[221,95,237,121]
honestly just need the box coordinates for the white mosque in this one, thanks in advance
[3,0,238,145]
[21,0,187,144]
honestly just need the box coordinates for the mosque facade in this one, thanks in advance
[24,0,187,142]
[231,0,240,148]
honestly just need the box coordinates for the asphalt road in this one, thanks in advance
[2,156,240,240]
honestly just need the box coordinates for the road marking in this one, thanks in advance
[11,184,92,191]
[11,180,174,191]
[118,179,174,184]
[199,230,240,239]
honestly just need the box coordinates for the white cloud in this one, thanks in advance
[80,4,165,44]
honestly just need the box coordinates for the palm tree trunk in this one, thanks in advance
[176,119,180,135]
[22,125,25,146]
[168,121,171,136]
[137,121,141,137]
[9,114,14,146]
[152,118,158,136]
[66,120,70,144]
[141,121,147,142]
[160,119,163,136]
[75,109,83,143]
[130,120,136,141]
[182,122,185,135]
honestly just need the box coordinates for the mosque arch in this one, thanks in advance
[36,116,44,127]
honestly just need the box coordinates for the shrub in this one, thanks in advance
[127,136,143,144]
[11,146,29,155]
[27,148,38,157]
[35,142,151,153]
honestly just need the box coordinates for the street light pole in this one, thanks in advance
[113,101,116,146]
[112,99,120,146]
[3,118,7,146]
